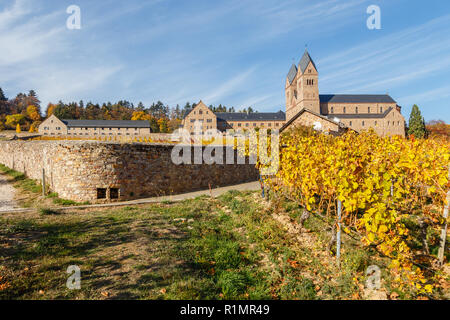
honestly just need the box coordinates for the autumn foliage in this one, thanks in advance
[244,127,450,295]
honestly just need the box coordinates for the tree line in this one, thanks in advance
[0,87,254,133]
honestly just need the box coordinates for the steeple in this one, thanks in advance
[298,49,317,74]
[287,64,298,84]
[285,49,320,120]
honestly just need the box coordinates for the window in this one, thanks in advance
[199,111,203,115]
[330,107,334,114]
[362,121,365,126]
[190,119,195,123]
[207,119,212,123]
[368,107,371,113]
[356,107,359,114]
[246,123,249,127]
[268,123,272,127]
[97,188,107,199]
[349,121,352,126]
[343,107,346,114]
[380,107,383,113]
[238,123,242,127]
[110,188,119,199]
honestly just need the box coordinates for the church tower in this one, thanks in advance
[285,50,320,121]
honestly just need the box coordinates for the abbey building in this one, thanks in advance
[282,50,405,136]
[181,50,406,137]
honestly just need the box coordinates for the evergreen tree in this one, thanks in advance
[408,104,426,138]
[0,87,7,101]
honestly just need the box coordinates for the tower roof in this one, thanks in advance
[298,49,317,74]
[287,64,298,84]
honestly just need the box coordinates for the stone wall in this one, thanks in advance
[0,141,259,203]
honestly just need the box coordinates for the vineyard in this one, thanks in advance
[244,127,450,296]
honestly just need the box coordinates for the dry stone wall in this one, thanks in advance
[0,141,259,203]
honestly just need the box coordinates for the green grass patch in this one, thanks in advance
[0,190,444,300]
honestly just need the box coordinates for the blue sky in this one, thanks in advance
[0,0,449,122]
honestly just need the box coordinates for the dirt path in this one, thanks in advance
[0,173,18,211]
[0,180,261,214]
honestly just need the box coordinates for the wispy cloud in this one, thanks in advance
[399,84,450,105]
[318,14,450,92]
[0,0,123,104]
[203,67,257,103]
[0,0,449,122]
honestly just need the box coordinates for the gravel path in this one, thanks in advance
[0,180,261,214]
[0,173,17,211]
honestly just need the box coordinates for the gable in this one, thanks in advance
[40,114,66,128]
[183,101,216,120]
[280,108,344,133]
[298,50,317,74]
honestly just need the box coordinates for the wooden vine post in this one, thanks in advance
[438,165,450,266]
[336,199,342,267]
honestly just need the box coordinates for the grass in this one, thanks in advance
[0,190,447,300]
[0,163,42,193]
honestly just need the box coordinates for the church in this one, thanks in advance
[282,50,406,136]
[182,50,406,137]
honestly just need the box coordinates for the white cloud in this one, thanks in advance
[318,14,450,93]
[203,67,257,103]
